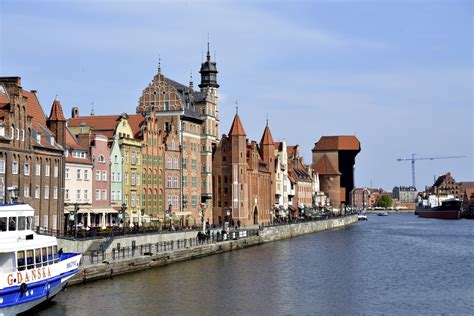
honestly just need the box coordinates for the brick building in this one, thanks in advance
[427,172,462,199]
[0,77,66,233]
[287,146,313,216]
[136,48,219,226]
[312,136,360,208]
[212,114,273,226]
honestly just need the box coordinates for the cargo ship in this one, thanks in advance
[415,199,462,220]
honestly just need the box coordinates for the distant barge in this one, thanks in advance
[415,200,461,220]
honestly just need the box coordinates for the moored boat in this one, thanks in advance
[357,214,368,221]
[377,212,388,216]
[416,199,461,220]
[0,203,82,315]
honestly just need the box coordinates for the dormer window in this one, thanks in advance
[50,136,54,146]
[36,134,41,143]
[98,155,106,163]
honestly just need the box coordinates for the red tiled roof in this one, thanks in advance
[49,97,66,121]
[314,154,341,175]
[65,156,92,165]
[23,90,48,133]
[229,114,246,136]
[127,114,145,138]
[66,127,79,147]
[287,145,297,158]
[260,125,274,145]
[313,136,360,151]
[274,141,282,151]
[68,115,120,133]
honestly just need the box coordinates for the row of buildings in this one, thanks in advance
[0,48,360,233]
[350,172,474,210]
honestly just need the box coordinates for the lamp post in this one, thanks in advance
[120,203,127,235]
[270,209,273,226]
[73,203,79,238]
[168,203,172,231]
[200,203,206,233]
[226,209,231,231]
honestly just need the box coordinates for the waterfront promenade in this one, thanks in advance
[66,215,358,285]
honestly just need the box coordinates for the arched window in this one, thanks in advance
[98,155,106,163]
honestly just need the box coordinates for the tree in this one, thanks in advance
[377,194,393,208]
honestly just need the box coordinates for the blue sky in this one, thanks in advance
[1,0,472,191]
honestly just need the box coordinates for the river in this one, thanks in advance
[35,214,474,315]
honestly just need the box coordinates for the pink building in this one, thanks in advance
[91,134,110,209]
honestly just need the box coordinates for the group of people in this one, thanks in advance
[197,229,234,244]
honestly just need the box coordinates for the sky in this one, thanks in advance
[1,0,472,191]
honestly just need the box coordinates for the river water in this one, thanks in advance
[35,214,473,315]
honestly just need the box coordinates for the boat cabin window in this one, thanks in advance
[53,245,59,263]
[27,216,33,230]
[9,217,16,231]
[27,249,34,269]
[17,251,26,271]
[18,216,26,230]
[35,248,42,268]
[42,247,48,266]
[0,217,6,231]
[0,253,15,273]
[48,246,54,264]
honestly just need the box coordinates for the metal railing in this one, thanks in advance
[85,229,260,264]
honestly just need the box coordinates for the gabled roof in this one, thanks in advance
[313,136,360,151]
[48,97,66,121]
[314,154,341,175]
[260,125,274,145]
[127,114,145,139]
[24,90,48,134]
[229,114,246,136]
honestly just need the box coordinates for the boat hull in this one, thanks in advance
[0,253,81,315]
[417,210,460,219]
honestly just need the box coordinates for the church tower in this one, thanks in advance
[47,97,67,148]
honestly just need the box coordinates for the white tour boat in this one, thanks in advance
[0,203,82,315]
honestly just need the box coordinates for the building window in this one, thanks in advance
[53,186,58,200]
[167,195,172,207]
[96,190,100,201]
[84,190,89,200]
[111,172,115,182]
[117,172,121,182]
[65,189,69,200]
[167,158,172,169]
[98,155,106,163]
[125,173,129,185]
[131,172,136,186]
[173,176,178,188]
[24,186,30,198]
[96,170,101,181]
[54,165,58,178]
[65,168,70,179]
[45,165,50,177]
[173,158,178,169]
[167,176,172,188]
[191,159,196,170]
[171,141,175,150]
[44,186,49,199]
[173,195,178,208]
[77,169,82,179]
[0,160,4,173]
[131,192,136,207]
[84,169,89,180]
[16,128,19,140]
[183,176,187,187]
[102,190,107,201]
[24,162,30,176]
[192,176,196,188]
[12,161,18,175]
[35,164,41,176]
[102,170,107,181]
[76,190,81,200]
[43,215,48,230]
[35,186,40,198]
[191,195,197,209]
[131,152,137,165]
[182,158,187,170]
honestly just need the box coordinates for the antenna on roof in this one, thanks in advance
[90,101,95,116]
[235,100,238,115]
[266,113,269,127]
[206,33,211,61]
[55,94,58,101]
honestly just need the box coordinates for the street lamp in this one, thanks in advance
[119,203,127,234]
[226,209,231,230]
[270,209,273,226]
[73,203,79,238]
[168,203,172,231]
[199,203,206,233]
